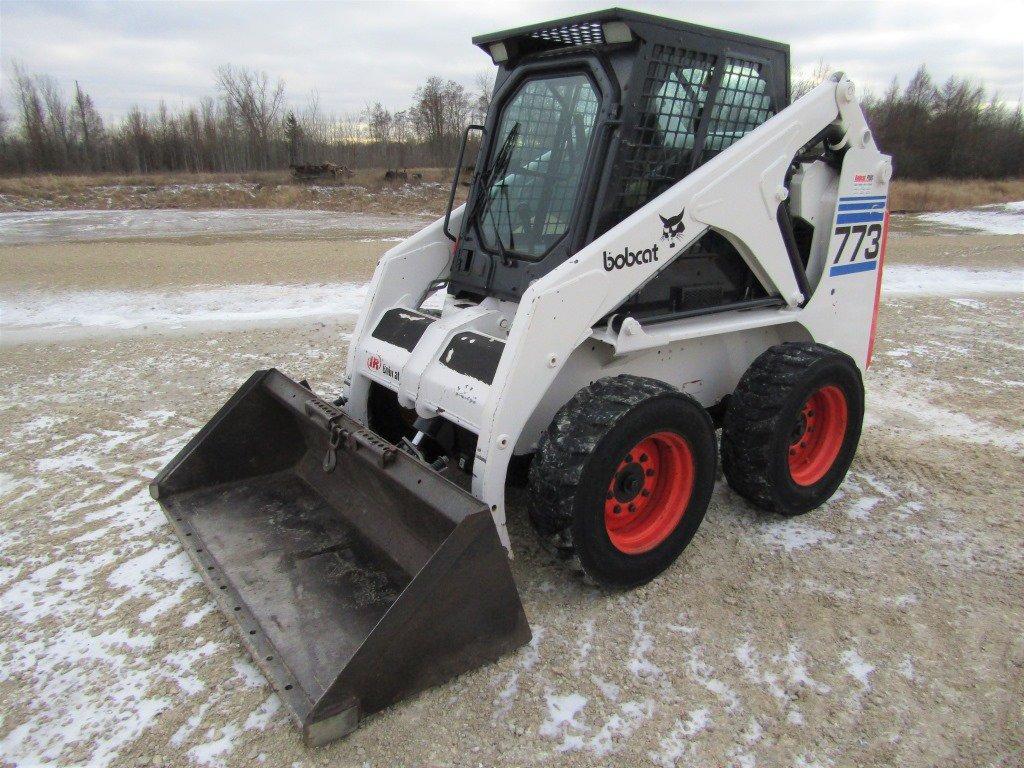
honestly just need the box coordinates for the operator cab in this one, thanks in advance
[446,8,790,322]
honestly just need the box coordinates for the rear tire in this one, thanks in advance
[528,375,717,588]
[721,342,864,515]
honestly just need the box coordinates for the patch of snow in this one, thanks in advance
[0,208,426,245]
[591,675,620,701]
[0,472,23,501]
[243,695,284,731]
[847,495,881,521]
[898,656,916,680]
[187,724,241,767]
[916,201,1024,235]
[649,709,711,768]
[162,642,221,696]
[1,282,369,343]
[869,383,1024,455]
[758,521,836,552]
[232,658,267,689]
[627,612,662,679]
[588,699,654,757]
[841,648,875,688]
[744,716,763,745]
[493,626,543,716]
[571,619,595,675]
[538,692,589,750]
[950,297,986,309]
[687,647,739,711]
[883,265,1024,296]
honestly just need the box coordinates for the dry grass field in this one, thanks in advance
[0,168,457,215]
[1,171,1021,215]
[888,178,1024,213]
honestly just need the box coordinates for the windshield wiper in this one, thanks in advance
[467,122,520,235]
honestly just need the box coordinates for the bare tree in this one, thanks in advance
[365,102,393,166]
[12,65,54,170]
[792,60,831,99]
[392,109,411,168]
[216,65,286,170]
[472,72,493,123]
[74,81,104,170]
[410,76,471,165]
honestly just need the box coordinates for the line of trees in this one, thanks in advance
[863,66,1024,179]
[0,64,490,175]
[1,63,1021,179]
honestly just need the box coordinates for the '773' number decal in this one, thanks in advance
[833,223,882,263]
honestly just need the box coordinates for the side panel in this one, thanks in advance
[794,86,892,368]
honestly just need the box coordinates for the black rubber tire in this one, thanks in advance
[528,375,717,589]
[721,342,864,516]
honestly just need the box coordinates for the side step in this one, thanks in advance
[150,369,531,745]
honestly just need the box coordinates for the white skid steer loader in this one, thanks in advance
[152,9,891,745]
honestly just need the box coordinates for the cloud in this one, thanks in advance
[2,0,1022,120]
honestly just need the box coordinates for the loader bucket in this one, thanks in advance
[150,369,531,745]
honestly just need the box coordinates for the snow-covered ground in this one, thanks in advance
[2,265,1019,345]
[0,208,428,245]
[0,204,1021,767]
[916,200,1024,235]
[0,284,450,344]
[0,283,369,343]
[883,265,1024,295]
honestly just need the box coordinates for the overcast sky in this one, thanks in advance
[2,0,1022,121]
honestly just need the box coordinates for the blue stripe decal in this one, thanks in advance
[839,194,887,201]
[838,200,887,211]
[836,211,885,224]
[830,260,878,277]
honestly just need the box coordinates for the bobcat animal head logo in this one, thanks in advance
[660,208,686,248]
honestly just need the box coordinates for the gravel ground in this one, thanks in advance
[0,221,1022,768]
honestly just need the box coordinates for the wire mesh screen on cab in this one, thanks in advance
[604,48,775,233]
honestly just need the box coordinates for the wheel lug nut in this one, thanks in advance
[645,469,654,477]
[614,505,621,514]
[641,489,650,497]
[640,453,648,462]
[628,504,636,512]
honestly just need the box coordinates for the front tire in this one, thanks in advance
[528,375,717,588]
[721,343,864,515]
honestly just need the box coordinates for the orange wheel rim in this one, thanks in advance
[788,385,848,486]
[604,431,694,555]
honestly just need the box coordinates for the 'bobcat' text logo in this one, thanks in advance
[603,244,660,271]
[660,208,686,248]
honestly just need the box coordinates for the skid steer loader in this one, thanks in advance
[152,9,891,745]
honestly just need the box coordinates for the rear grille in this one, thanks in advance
[529,21,605,47]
